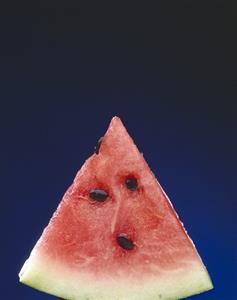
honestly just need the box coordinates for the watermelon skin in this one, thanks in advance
[19,116,213,300]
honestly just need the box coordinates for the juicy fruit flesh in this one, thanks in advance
[35,167,198,279]
[19,116,213,299]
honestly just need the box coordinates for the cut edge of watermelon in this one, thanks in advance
[19,249,213,300]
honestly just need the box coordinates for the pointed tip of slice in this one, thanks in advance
[110,115,123,126]
[107,116,128,137]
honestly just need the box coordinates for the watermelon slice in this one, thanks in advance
[19,117,213,300]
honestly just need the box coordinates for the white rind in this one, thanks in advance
[19,250,213,300]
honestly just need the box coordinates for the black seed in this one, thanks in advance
[117,234,134,250]
[125,177,138,191]
[94,137,103,154]
[89,189,108,202]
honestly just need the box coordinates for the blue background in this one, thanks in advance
[0,2,235,300]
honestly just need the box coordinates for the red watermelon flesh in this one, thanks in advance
[19,117,213,300]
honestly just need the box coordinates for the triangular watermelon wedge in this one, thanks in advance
[19,117,213,300]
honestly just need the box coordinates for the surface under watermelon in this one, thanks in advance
[19,116,213,300]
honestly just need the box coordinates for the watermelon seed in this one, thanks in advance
[125,177,138,191]
[89,189,108,202]
[94,137,103,154]
[117,234,134,250]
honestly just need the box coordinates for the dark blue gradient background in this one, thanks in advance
[0,3,235,300]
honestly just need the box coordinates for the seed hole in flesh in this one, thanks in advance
[125,177,138,191]
[89,189,108,202]
[94,137,103,154]
[117,234,134,250]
